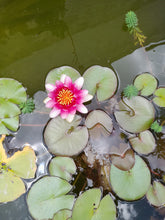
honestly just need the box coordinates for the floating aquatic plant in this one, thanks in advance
[151,121,162,133]
[0,135,36,203]
[153,87,165,107]
[123,84,138,99]
[45,74,93,122]
[19,98,35,114]
[125,11,146,46]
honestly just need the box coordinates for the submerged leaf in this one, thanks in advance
[83,65,118,101]
[134,73,158,96]
[110,155,151,201]
[146,181,165,207]
[27,176,74,220]
[44,115,88,156]
[153,87,165,107]
[72,188,116,220]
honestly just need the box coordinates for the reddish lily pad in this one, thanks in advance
[153,87,165,107]
[129,130,156,155]
[146,181,165,207]
[85,110,113,133]
[83,65,118,101]
[114,96,155,133]
[45,66,80,85]
[110,155,151,201]
[44,115,88,156]
[134,73,158,96]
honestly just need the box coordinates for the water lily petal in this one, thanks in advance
[77,104,88,113]
[74,77,84,90]
[43,97,51,104]
[60,110,69,119]
[45,84,56,92]
[60,74,66,83]
[66,114,75,123]
[46,100,56,108]
[83,94,93,103]
[50,108,61,118]
[64,76,72,87]
[55,80,63,87]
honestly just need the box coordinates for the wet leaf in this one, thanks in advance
[110,155,151,201]
[134,73,158,96]
[0,116,19,133]
[114,96,155,133]
[27,176,74,220]
[83,65,118,101]
[0,78,27,104]
[146,181,165,207]
[110,149,135,171]
[85,110,113,133]
[0,172,25,203]
[129,130,156,154]
[45,66,80,85]
[0,98,20,118]
[53,209,72,220]
[49,157,76,181]
[44,115,88,156]
[72,188,116,220]
[153,87,165,107]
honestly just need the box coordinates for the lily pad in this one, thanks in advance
[146,181,165,207]
[26,176,74,220]
[83,65,118,101]
[72,188,116,220]
[44,115,89,156]
[110,155,151,201]
[133,73,158,96]
[85,110,113,133]
[53,209,72,220]
[153,87,165,107]
[129,130,156,154]
[45,66,80,85]
[110,149,135,171]
[0,116,19,133]
[49,157,76,181]
[0,78,27,104]
[114,96,155,133]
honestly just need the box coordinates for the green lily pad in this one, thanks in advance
[129,130,156,154]
[72,188,116,220]
[44,115,88,156]
[49,157,76,181]
[83,65,118,101]
[110,155,151,201]
[114,96,155,133]
[0,78,27,104]
[133,73,158,96]
[0,98,20,118]
[45,66,81,85]
[27,176,74,220]
[0,172,26,203]
[53,209,72,220]
[110,149,135,171]
[85,110,113,133]
[0,116,19,132]
[146,181,165,207]
[153,87,165,107]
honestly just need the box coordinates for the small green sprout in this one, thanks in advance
[150,121,162,133]
[123,85,138,99]
[19,98,35,114]
[125,11,146,47]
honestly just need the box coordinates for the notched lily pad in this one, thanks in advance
[134,73,158,96]
[129,130,156,154]
[49,157,76,181]
[110,149,135,171]
[85,110,113,133]
[53,209,72,220]
[45,66,80,85]
[27,176,74,220]
[72,188,116,220]
[146,181,165,207]
[110,155,151,201]
[114,96,155,133]
[153,87,165,107]
[44,115,89,156]
[83,65,118,101]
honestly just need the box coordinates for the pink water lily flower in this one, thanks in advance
[44,74,93,122]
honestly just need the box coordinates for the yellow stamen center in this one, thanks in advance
[57,88,74,105]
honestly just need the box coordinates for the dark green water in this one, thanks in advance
[0,0,165,220]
